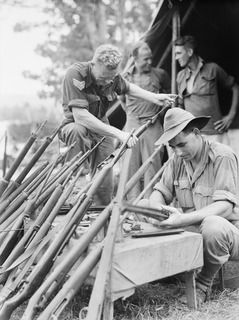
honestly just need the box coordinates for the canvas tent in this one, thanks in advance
[108,0,239,129]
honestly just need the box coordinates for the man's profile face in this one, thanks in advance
[168,131,199,161]
[92,62,118,87]
[175,45,191,68]
[135,45,152,73]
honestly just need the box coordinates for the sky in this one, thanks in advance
[0,2,50,101]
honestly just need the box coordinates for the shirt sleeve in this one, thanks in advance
[63,67,89,111]
[113,74,130,95]
[153,158,175,204]
[215,63,235,89]
[212,153,239,206]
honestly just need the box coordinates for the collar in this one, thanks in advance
[124,63,136,76]
[85,62,94,88]
[183,136,210,185]
[186,56,204,77]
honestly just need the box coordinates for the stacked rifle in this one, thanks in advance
[0,113,169,320]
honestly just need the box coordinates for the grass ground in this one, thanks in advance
[10,280,239,320]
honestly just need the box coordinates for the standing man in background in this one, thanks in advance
[174,35,239,145]
[60,44,174,206]
[121,41,171,202]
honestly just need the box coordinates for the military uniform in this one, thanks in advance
[154,138,239,290]
[123,66,170,202]
[60,62,129,205]
[177,57,235,136]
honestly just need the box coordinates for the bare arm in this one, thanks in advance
[128,83,176,106]
[148,189,167,209]
[160,200,233,228]
[72,107,138,146]
[228,83,239,119]
[146,187,233,228]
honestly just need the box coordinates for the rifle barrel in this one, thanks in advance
[15,125,61,185]
[4,121,46,182]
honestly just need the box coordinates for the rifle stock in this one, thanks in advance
[37,245,103,320]
[18,140,161,318]
[0,134,126,319]
[0,122,162,319]
[86,149,132,320]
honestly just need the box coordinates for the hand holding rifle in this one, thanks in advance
[158,205,183,228]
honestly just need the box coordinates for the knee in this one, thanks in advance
[69,124,87,140]
[200,216,231,242]
[200,216,224,234]
[62,123,87,144]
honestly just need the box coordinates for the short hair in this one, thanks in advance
[182,122,197,134]
[182,120,202,135]
[174,35,197,53]
[131,41,151,58]
[92,44,122,70]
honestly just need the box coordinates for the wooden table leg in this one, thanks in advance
[184,270,197,309]
[103,296,114,320]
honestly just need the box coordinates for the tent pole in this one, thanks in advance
[171,7,180,93]
[157,0,197,70]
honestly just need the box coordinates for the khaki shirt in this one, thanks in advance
[62,62,130,125]
[154,139,239,221]
[177,58,235,134]
[124,66,170,120]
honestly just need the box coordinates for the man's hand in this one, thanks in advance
[154,93,178,106]
[118,132,138,148]
[159,205,183,228]
[214,115,234,133]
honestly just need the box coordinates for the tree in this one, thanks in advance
[12,0,158,103]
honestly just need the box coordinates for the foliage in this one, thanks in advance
[11,0,158,103]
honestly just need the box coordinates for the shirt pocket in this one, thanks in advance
[193,185,213,209]
[197,74,216,95]
[87,94,100,116]
[174,179,194,210]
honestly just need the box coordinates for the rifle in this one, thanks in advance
[43,137,103,193]
[20,142,164,319]
[0,161,48,209]
[22,148,153,319]
[0,162,53,225]
[22,205,112,320]
[121,203,170,221]
[0,121,46,197]
[86,148,132,320]
[0,124,61,200]
[0,168,84,294]
[0,118,160,319]
[37,245,103,320]
[0,157,71,266]
[124,145,163,196]
[0,133,133,319]
[0,141,75,204]
[0,159,59,273]
[97,108,167,171]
